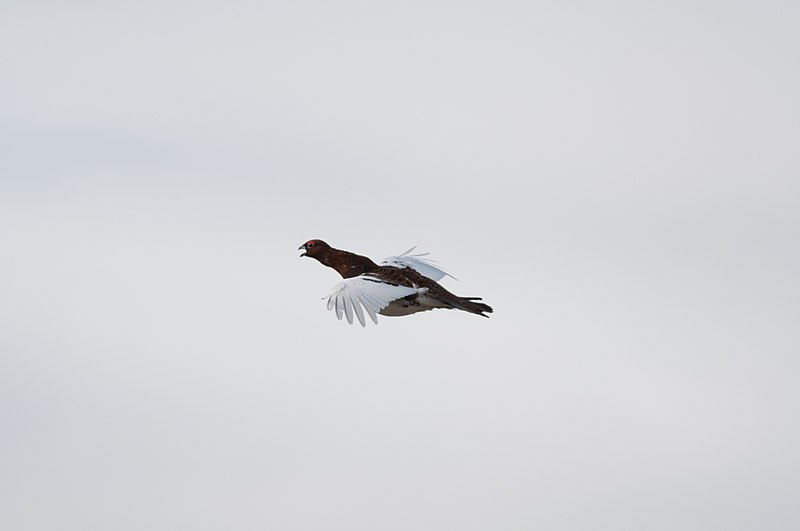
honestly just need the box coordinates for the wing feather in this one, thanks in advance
[323,275,421,327]
[343,293,354,324]
[381,246,457,281]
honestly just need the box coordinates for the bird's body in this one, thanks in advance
[299,239,493,326]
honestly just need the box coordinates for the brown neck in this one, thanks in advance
[315,248,379,279]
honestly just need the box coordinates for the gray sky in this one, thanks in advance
[1,1,799,530]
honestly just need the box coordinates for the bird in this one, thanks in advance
[299,239,493,326]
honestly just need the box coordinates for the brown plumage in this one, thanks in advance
[299,239,492,324]
[300,240,379,279]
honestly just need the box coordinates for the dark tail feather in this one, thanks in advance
[454,296,493,317]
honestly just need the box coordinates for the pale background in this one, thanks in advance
[1,2,798,530]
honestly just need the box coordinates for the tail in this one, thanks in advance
[453,296,493,318]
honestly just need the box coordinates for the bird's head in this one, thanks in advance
[298,239,331,259]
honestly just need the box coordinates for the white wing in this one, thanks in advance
[380,246,457,282]
[324,275,423,327]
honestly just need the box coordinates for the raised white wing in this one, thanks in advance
[380,246,457,282]
[324,275,423,327]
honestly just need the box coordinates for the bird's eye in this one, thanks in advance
[307,241,315,247]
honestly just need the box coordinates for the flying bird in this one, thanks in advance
[299,239,493,326]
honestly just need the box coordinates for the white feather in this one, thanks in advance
[323,275,422,327]
[380,246,457,282]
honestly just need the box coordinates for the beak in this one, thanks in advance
[298,244,307,257]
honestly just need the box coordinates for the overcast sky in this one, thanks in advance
[1,1,799,530]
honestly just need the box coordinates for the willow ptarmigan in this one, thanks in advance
[299,239,493,326]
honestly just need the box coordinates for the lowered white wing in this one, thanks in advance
[380,246,457,282]
[324,275,423,327]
